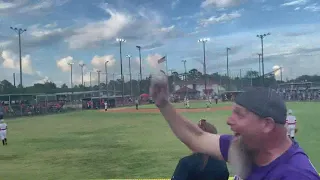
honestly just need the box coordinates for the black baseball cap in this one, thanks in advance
[235,87,287,124]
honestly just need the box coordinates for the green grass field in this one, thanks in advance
[1,101,319,180]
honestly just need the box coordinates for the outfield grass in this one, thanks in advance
[0,102,319,180]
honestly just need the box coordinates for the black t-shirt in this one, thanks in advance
[172,153,229,180]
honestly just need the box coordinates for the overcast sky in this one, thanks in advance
[0,0,320,86]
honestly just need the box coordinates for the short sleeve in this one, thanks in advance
[280,171,319,180]
[219,135,233,161]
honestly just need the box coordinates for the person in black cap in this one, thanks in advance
[149,77,320,180]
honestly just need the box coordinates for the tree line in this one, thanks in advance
[1,68,320,95]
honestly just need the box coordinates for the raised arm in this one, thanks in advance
[150,74,223,160]
[159,103,223,160]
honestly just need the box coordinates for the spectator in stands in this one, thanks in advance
[171,119,229,180]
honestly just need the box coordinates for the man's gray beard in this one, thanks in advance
[228,136,253,179]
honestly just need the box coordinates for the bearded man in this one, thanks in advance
[150,76,319,180]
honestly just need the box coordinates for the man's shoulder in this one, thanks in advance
[279,166,320,180]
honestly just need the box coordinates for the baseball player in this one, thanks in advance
[286,109,297,140]
[214,94,219,104]
[104,101,108,111]
[0,113,7,146]
[135,99,139,110]
[185,98,190,109]
[209,96,212,104]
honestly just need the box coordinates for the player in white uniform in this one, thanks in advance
[0,114,8,146]
[104,101,108,111]
[186,99,190,108]
[286,109,297,140]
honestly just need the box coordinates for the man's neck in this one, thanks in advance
[253,136,293,166]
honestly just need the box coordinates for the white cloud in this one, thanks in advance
[28,25,65,38]
[1,50,34,74]
[65,8,132,49]
[199,11,241,27]
[171,0,180,9]
[19,0,70,13]
[201,0,243,8]
[304,3,320,12]
[281,0,308,6]
[56,56,73,72]
[91,55,116,69]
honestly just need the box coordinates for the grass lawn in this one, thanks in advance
[0,101,319,180]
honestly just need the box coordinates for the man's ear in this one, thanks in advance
[262,117,276,133]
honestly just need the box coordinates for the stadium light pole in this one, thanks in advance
[126,55,133,96]
[198,38,210,97]
[10,26,26,88]
[116,38,126,104]
[182,60,188,98]
[258,53,262,76]
[79,63,85,86]
[105,60,109,96]
[136,45,142,95]
[257,33,270,86]
[68,62,74,88]
[226,47,231,91]
[97,70,101,93]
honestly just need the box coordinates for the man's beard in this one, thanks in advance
[228,135,253,179]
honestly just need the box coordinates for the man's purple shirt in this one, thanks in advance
[219,135,320,180]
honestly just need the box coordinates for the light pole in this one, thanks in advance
[257,33,270,86]
[79,63,85,86]
[126,55,133,96]
[68,62,74,88]
[116,38,126,104]
[198,38,210,96]
[105,61,109,96]
[258,53,262,77]
[226,47,231,90]
[182,60,188,98]
[10,26,26,88]
[97,70,101,107]
[136,45,142,95]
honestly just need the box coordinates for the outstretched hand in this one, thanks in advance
[149,71,170,108]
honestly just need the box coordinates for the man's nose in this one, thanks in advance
[227,116,234,126]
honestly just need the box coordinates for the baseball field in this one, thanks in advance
[1,101,319,180]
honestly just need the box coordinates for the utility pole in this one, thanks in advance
[13,73,16,87]
[105,61,109,96]
[198,38,210,97]
[136,45,142,95]
[257,33,271,86]
[258,53,262,76]
[10,27,26,88]
[126,55,133,96]
[116,38,126,104]
[113,73,116,96]
[226,47,231,91]
[90,72,92,88]
[79,63,85,86]
[182,60,188,98]
[68,62,74,88]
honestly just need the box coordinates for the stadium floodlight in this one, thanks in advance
[256,33,271,86]
[10,27,27,88]
[198,38,210,96]
[116,38,126,104]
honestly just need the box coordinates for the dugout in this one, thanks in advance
[221,91,244,102]
[82,97,116,109]
[0,93,42,116]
